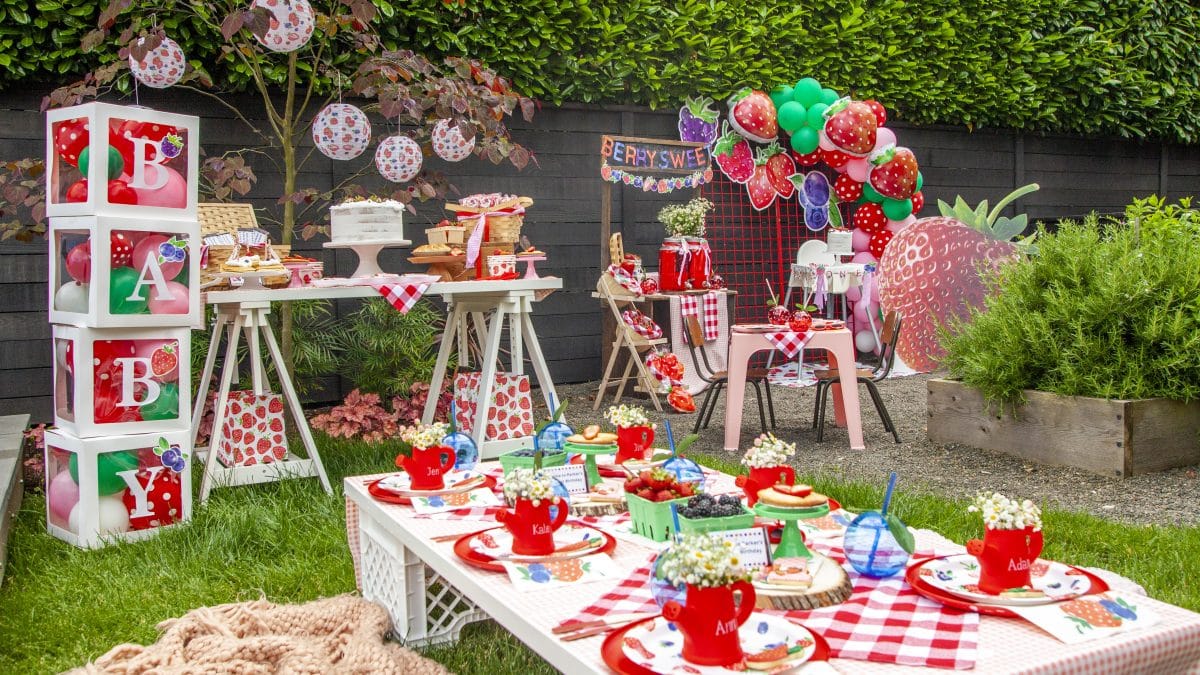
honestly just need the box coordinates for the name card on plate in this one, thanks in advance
[710,527,773,570]
[541,463,590,495]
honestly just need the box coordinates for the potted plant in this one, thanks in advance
[394,422,454,491]
[656,534,756,666]
[965,492,1043,594]
[496,468,568,555]
[605,404,655,463]
[657,197,714,291]
[735,433,797,506]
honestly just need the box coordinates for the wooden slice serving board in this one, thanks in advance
[754,552,853,610]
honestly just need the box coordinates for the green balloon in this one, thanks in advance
[806,103,829,129]
[109,267,150,315]
[819,87,839,106]
[140,382,179,421]
[883,197,914,220]
[78,145,125,180]
[69,450,139,496]
[915,172,924,192]
[862,182,886,203]
[777,101,807,132]
[790,127,820,155]
[792,77,823,107]
[769,85,795,110]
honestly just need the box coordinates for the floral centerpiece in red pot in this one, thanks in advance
[735,433,797,506]
[965,492,1044,594]
[657,533,757,666]
[497,467,569,555]
[394,422,454,491]
[605,404,655,463]
[657,198,714,291]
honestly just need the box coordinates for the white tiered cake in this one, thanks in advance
[330,198,405,244]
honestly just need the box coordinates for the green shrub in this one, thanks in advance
[334,298,447,397]
[942,196,1200,404]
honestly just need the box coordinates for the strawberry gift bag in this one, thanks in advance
[454,372,535,441]
[216,391,289,467]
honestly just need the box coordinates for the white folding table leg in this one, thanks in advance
[261,309,332,494]
[509,308,524,374]
[470,303,508,450]
[247,320,265,395]
[191,310,228,439]
[470,311,488,366]
[518,299,558,419]
[200,311,246,502]
[424,303,462,424]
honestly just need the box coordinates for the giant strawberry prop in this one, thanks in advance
[678,96,720,145]
[869,146,919,200]
[878,184,1039,371]
[713,122,754,183]
[823,98,877,156]
[726,88,778,144]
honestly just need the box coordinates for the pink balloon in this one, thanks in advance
[846,158,871,182]
[874,127,897,150]
[65,242,91,283]
[132,234,185,280]
[48,470,79,524]
[134,339,180,382]
[845,286,862,302]
[893,214,917,232]
[853,302,871,325]
[129,165,187,208]
[818,130,836,152]
[851,251,878,265]
[851,227,871,252]
[125,231,151,247]
[147,280,190,315]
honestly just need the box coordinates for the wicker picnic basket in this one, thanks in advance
[444,196,533,244]
[198,203,290,288]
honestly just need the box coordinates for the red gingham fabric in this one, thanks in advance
[372,279,433,313]
[622,309,664,339]
[679,292,721,341]
[766,330,814,359]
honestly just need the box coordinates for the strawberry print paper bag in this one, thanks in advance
[454,372,535,441]
[216,391,289,467]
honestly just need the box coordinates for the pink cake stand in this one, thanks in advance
[517,255,547,279]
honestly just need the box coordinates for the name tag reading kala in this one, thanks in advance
[710,527,774,570]
[541,463,590,495]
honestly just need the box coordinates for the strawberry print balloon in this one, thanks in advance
[869,146,919,200]
[375,135,423,183]
[726,88,778,144]
[431,119,475,162]
[128,36,187,89]
[823,98,878,156]
[312,103,371,160]
[55,118,90,167]
[122,468,183,531]
[251,0,315,53]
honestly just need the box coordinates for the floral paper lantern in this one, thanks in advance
[128,37,186,89]
[251,0,315,53]
[312,103,371,161]
[431,119,475,162]
[375,135,423,183]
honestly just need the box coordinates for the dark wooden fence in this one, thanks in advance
[2,90,1198,420]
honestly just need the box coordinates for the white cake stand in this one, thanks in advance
[323,238,412,277]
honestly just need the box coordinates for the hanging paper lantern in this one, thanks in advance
[251,0,316,53]
[431,119,476,162]
[375,135,422,183]
[312,103,371,160]
[128,37,187,89]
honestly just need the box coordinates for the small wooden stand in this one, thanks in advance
[408,255,475,282]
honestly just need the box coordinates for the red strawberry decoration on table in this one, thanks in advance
[789,308,812,332]
[869,145,919,200]
[746,148,777,210]
[726,88,778,143]
[713,122,754,183]
[854,202,887,233]
[823,98,878,156]
[879,184,1039,371]
[834,173,863,202]
[762,143,796,198]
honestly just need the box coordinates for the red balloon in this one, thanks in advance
[93,378,143,424]
[911,191,925,214]
[868,229,894,259]
[65,179,89,203]
[107,179,139,205]
[55,118,90,167]
[122,468,183,531]
[834,174,864,202]
[93,339,137,376]
[863,100,888,127]
[854,203,888,233]
[791,150,821,167]
[821,147,852,169]
[111,231,135,267]
[65,242,91,283]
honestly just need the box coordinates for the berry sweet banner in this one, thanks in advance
[599,135,713,194]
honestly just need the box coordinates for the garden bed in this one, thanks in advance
[927,378,1200,477]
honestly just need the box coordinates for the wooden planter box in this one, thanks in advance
[927,378,1200,477]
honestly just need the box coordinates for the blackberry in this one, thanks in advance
[690,503,713,518]
[687,496,706,508]
[718,494,740,507]
[695,494,716,505]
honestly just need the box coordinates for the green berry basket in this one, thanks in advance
[678,509,755,534]
[497,448,568,475]
[626,493,690,541]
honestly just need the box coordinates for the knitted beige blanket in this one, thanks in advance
[71,595,451,675]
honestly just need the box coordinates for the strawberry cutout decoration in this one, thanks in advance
[150,342,179,381]
[713,122,754,184]
[854,202,888,233]
[762,143,796,198]
[834,173,863,202]
[746,148,777,211]
[869,145,919,200]
[823,98,878,156]
[678,96,720,145]
[726,88,778,144]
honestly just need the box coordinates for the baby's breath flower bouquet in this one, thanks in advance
[656,533,751,588]
[503,468,560,506]
[968,492,1042,531]
[605,404,650,429]
[659,197,714,238]
[400,422,449,449]
[740,433,796,468]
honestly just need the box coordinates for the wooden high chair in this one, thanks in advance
[593,273,668,411]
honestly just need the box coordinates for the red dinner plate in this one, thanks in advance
[601,615,831,674]
[453,524,618,572]
[366,475,498,506]
[905,555,1110,617]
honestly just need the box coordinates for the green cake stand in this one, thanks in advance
[753,501,831,560]
[564,442,618,486]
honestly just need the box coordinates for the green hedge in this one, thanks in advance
[4,1,1200,142]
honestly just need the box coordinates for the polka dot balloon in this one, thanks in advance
[375,134,423,183]
[55,118,90,167]
[431,119,476,162]
[251,0,315,53]
[122,468,184,531]
[128,36,187,89]
[312,103,371,161]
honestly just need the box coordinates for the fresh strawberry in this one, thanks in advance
[639,470,654,484]
[636,488,655,501]
[713,123,754,183]
[746,644,789,664]
[1061,599,1122,628]
[774,484,812,497]
[647,467,674,490]
[869,145,919,200]
[823,98,878,156]
[854,202,887,233]
[677,96,720,145]
[862,99,887,126]
[746,149,776,211]
[834,174,863,202]
[654,489,676,503]
[726,88,778,143]
[760,142,796,198]
[878,185,1038,370]
[676,481,696,497]
[792,149,821,166]
[149,342,178,378]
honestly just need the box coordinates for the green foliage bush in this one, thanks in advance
[334,297,447,397]
[4,1,1200,142]
[942,196,1200,404]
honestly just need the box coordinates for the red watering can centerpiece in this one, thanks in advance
[736,465,796,506]
[737,433,798,505]
[965,492,1045,594]
[499,467,569,555]
[395,444,456,491]
[607,404,655,463]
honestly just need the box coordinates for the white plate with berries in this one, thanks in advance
[920,554,1092,606]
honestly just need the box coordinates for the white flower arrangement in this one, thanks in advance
[968,492,1043,531]
[605,404,650,429]
[740,433,796,469]
[400,422,450,449]
[502,468,561,506]
[658,197,714,238]
[656,533,751,588]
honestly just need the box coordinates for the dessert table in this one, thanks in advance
[343,465,1200,673]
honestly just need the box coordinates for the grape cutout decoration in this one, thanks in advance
[443,401,479,471]
[843,472,915,578]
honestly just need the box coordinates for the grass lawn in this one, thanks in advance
[1,436,1197,673]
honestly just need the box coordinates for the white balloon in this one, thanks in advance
[855,329,877,353]
[54,281,90,313]
[68,495,131,537]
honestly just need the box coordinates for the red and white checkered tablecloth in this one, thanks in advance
[679,292,721,341]
[766,329,814,359]
[371,273,440,313]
